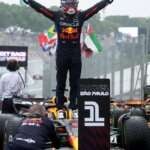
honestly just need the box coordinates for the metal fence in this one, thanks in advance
[0,31,149,100]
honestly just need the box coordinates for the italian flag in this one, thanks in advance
[38,25,57,54]
[84,24,103,53]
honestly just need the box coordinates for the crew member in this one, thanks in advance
[5,104,60,150]
[0,59,25,113]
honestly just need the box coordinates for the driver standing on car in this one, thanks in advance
[5,104,60,150]
[23,0,114,119]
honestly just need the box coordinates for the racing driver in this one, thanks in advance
[23,0,114,119]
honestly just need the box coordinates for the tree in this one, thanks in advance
[0,3,150,33]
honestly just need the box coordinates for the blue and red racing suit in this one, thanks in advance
[24,0,112,110]
[6,116,60,150]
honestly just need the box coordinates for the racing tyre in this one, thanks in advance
[129,107,146,117]
[3,115,23,148]
[111,107,128,128]
[117,113,130,148]
[123,116,149,150]
[0,114,14,150]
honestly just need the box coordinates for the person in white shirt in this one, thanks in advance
[0,59,25,113]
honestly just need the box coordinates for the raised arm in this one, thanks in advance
[23,0,56,21]
[81,0,113,21]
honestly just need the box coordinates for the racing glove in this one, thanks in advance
[23,0,31,4]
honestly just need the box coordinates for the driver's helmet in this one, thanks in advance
[60,0,79,15]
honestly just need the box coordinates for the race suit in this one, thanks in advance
[26,0,110,110]
[6,116,60,150]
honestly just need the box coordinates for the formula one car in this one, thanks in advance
[6,96,76,120]
[45,96,75,120]
[0,96,78,150]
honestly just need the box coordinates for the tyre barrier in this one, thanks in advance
[118,115,150,150]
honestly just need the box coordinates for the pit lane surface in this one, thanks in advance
[45,147,124,149]
[111,148,124,150]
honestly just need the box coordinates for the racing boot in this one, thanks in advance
[72,109,78,119]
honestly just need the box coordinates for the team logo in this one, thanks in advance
[84,101,105,127]
[62,27,78,34]
[59,26,79,40]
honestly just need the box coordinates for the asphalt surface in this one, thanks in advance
[111,148,124,150]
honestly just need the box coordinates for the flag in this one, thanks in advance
[47,25,55,38]
[38,24,102,57]
[84,24,103,53]
[38,33,49,50]
[38,25,57,55]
